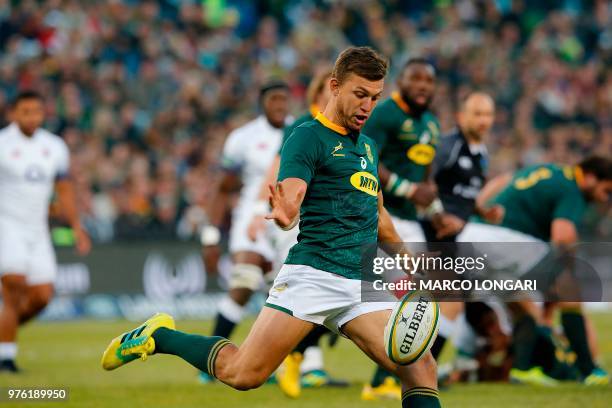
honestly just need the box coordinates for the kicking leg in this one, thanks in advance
[103,307,314,391]
[343,309,440,407]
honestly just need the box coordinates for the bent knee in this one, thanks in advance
[231,371,268,391]
[398,352,438,388]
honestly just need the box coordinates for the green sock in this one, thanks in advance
[512,315,538,370]
[561,311,595,377]
[402,387,441,407]
[370,365,395,387]
[152,327,231,377]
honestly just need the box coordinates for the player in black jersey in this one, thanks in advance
[423,92,502,242]
[422,92,502,361]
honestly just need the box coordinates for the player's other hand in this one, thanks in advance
[265,182,304,229]
[410,182,437,207]
[433,213,466,239]
[74,227,91,256]
[202,245,221,275]
[479,204,505,224]
[247,215,266,242]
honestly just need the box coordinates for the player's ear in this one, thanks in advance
[330,77,340,96]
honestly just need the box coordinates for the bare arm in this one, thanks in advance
[55,179,91,255]
[550,219,578,246]
[377,191,402,244]
[476,172,512,210]
[207,171,241,227]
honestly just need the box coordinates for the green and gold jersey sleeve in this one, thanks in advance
[551,167,587,226]
[278,125,322,185]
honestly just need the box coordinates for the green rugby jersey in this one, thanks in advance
[477,164,587,241]
[278,112,380,279]
[362,92,441,220]
[279,105,320,154]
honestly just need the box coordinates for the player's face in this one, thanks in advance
[398,64,435,113]
[333,73,384,131]
[263,89,289,129]
[459,95,495,142]
[12,98,45,136]
[584,176,612,204]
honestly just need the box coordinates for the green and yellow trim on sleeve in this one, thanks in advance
[391,91,410,114]
[315,112,349,135]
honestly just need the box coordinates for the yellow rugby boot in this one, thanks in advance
[276,352,303,398]
[101,313,175,371]
[361,377,401,401]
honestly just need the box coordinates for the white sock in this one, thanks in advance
[218,297,246,324]
[300,346,324,374]
[0,342,17,360]
[437,314,457,338]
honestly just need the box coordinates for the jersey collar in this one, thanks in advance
[574,165,584,187]
[391,91,410,114]
[309,104,320,118]
[315,112,349,135]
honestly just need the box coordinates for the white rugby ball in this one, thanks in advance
[384,291,440,365]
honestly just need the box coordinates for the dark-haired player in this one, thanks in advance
[199,80,290,383]
[361,58,440,400]
[103,46,442,408]
[0,91,90,372]
[458,155,612,386]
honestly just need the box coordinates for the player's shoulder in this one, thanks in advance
[0,123,17,137]
[289,118,321,139]
[282,119,325,151]
[439,128,463,145]
[38,128,68,150]
[226,116,262,142]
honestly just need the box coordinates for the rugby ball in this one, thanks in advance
[384,291,440,365]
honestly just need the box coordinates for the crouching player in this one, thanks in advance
[457,155,612,385]
[102,46,441,408]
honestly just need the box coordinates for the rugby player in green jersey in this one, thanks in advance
[102,47,442,408]
[247,68,348,398]
[363,58,441,243]
[458,156,612,386]
[360,58,440,400]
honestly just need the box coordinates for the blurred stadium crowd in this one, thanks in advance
[0,0,610,242]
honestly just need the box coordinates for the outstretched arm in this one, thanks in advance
[265,178,307,230]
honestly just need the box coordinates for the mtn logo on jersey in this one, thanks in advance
[350,171,379,196]
[407,144,435,165]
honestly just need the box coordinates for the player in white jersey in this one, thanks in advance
[0,91,90,372]
[199,80,289,382]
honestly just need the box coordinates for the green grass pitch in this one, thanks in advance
[2,312,611,407]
